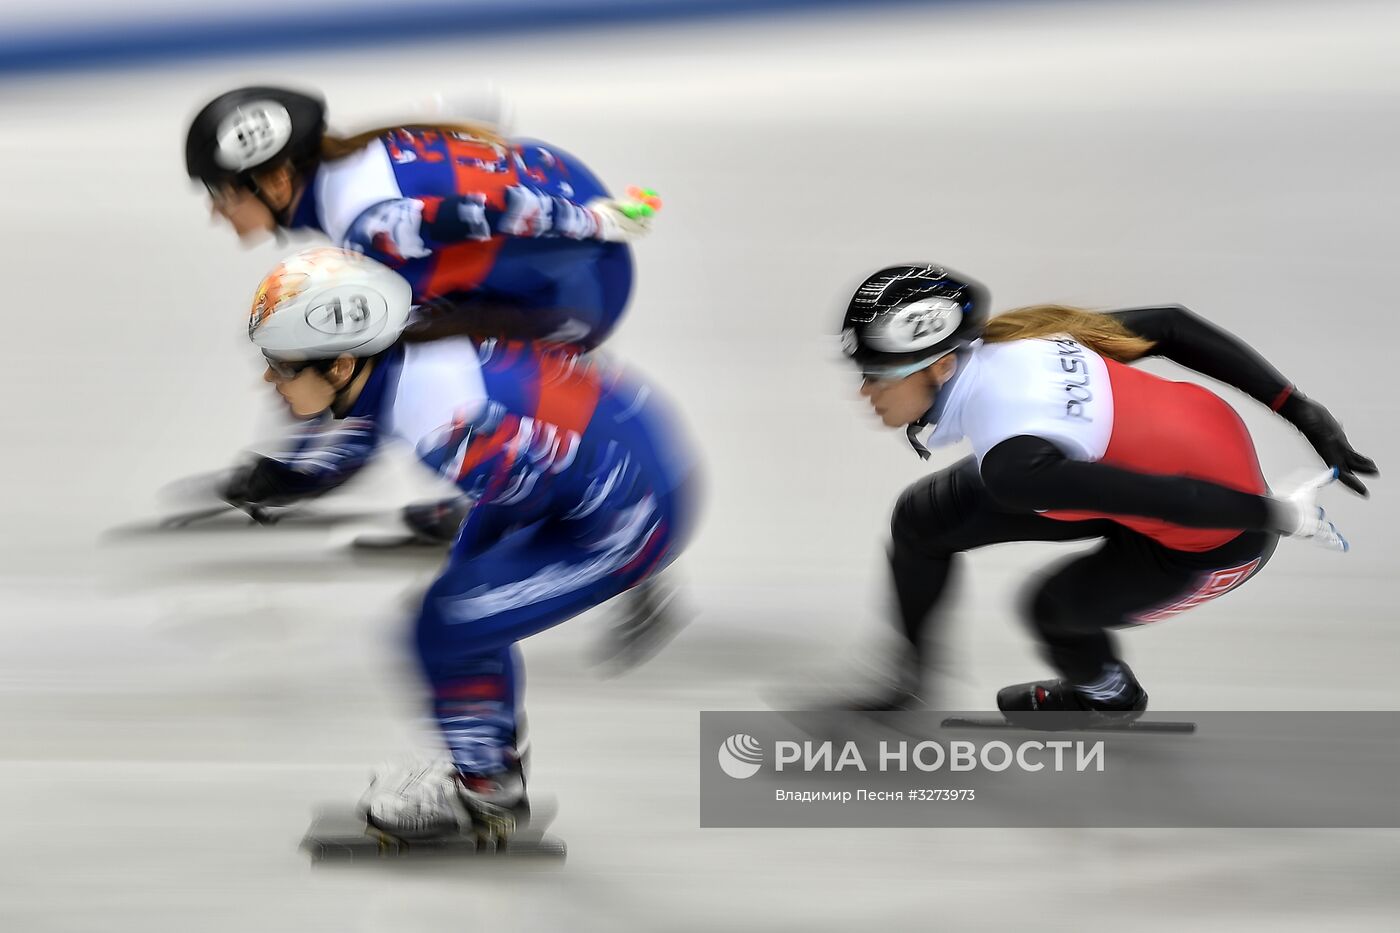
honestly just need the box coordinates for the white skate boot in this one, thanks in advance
[360,757,531,844]
[302,757,557,860]
[361,758,471,839]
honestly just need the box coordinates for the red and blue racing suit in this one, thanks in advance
[288,129,633,349]
[256,338,697,775]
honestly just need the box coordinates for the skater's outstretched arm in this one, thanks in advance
[224,416,378,508]
[1110,305,1292,408]
[1110,305,1377,494]
[343,183,657,273]
[981,435,1342,547]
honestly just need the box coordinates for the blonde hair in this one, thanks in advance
[983,304,1155,363]
[319,121,509,162]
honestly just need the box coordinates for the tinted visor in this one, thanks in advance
[851,347,955,382]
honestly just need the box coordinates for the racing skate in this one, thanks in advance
[300,803,566,863]
[942,671,1195,734]
[301,760,566,863]
[939,714,1196,734]
[347,497,472,550]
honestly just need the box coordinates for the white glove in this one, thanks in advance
[588,187,662,242]
[1272,468,1349,552]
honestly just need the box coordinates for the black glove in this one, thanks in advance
[1279,392,1379,497]
[220,458,308,520]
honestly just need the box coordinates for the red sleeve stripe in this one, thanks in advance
[1269,385,1295,412]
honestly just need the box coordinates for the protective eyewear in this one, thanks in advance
[856,353,948,385]
[263,355,317,379]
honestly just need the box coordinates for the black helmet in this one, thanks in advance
[841,263,989,380]
[185,86,326,190]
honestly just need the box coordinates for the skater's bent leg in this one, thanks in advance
[889,457,1111,661]
[419,643,522,776]
[552,245,633,349]
[414,538,580,777]
[1027,583,1119,685]
[1025,530,1277,702]
[1025,536,1194,698]
[415,504,679,776]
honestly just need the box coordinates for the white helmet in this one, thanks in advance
[247,247,413,361]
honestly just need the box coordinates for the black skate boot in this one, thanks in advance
[351,497,474,550]
[996,662,1148,729]
[401,496,472,546]
[596,575,687,674]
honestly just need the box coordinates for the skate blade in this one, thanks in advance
[350,532,449,550]
[301,806,565,863]
[940,715,1196,734]
[105,507,384,539]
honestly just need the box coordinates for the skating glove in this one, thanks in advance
[588,187,662,242]
[1278,392,1379,497]
[1270,468,1349,552]
[219,458,317,519]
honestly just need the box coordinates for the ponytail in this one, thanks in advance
[319,120,508,162]
[983,304,1155,362]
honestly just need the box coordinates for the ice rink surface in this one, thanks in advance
[2,0,1398,928]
